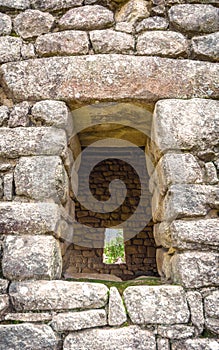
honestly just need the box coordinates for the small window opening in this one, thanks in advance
[103,228,126,264]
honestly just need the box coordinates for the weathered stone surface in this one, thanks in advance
[2,235,62,280]
[14,10,55,39]
[64,326,156,350]
[0,106,9,126]
[8,101,30,128]
[21,43,36,60]
[108,287,127,326]
[154,219,219,250]
[152,99,219,157]
[171,251,219,288]
[0,324,57,350]
[35,31,89,57]
[14,156,68,203]
[123,286,189,324]
[59,5,114,30]
[115,22,133,33]
[0,13,12,35]
[186,291,204,334]
[0,177,3,198]
[1,56,218,103]
[137,31,188,57]
[0,295,9,316]
[205,162,218,185]
[135,16,168,33]
[0,127,67,158]
[3,172,13,200]
[150,153,202,195]
[0,279,8,294]
[51,309,107,331]
[172,339,219,350]
[0,0,29,9]
[31,0,83,11]
[157,325,195,339]
[9,281,109,311]
[32,100,73,136]
[116,0,150,25]
[0,36,22,63]
[90,29,134,54]
[192,32,219,62]
[205,290,219,319]
[5,312,54,322]
[169,5,219,35]
[205,317,219,335]
[157,338,170,350]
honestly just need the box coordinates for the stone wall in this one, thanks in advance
[0,0,218,349]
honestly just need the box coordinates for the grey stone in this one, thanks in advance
[59,5,114,30]
[169,4,219,35]
[14,10,55,39]
[157,338,170,350]
[64,326,156,350]
[90,29,134,54]
[171,251,219,288]
[172,339,219,350]
[116,0,150,25]
[205,317,219,335]
[31,0,83,11]
[0,295,9,317]
[0,279,8,294]
[154,219,219,250]
[32,100,73,136]
[3,173,13,201]
[5,312,54,322]
[137,31,188,57]
[0,13,12,35]
[8,101,30,127]
[115,22,133,33]
[1,56,218,103]
[123,285,190,324]
[35,31,89,57]
[205,162,218,184]
[51,309,107,331]
[2,235,62,280]
[157,325,195,339]
[9,281,109,311]
[152,99,219,158]
[135,16,168,33]
[0,324,57,350]
[205,290,219,318]
[21,43,36,60]
[108,287,127,326]
[0,106,9,127]
[14,156,68,204]
[0,127,67,158]
[0,36,22,63]
[192,32,219,62]
[0,0,29,9]
[186,291,204,334]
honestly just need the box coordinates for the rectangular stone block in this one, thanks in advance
[2,235,62,280]
[123,286,190,325]
[171,251,219,288]
[172,339,219,350]
[157,325,195,340]
[64,326,156,350]
[9,281,109,311]
[1,56,218,102]
[0,127,67,158]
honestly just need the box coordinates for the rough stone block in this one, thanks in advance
[0,0,29,9]
[204,290,219,319]
[172,339,219,350]
[186,291,204,334]
[14,9,55,39]
[1,56,218,103]
[157,338,170,350]
[152,99,219,158]
[157,325,195,339]
[0,279,8,294]
[137,31,188,57]
[116,0,150,25]
[90,29,134,54]
[123,286,189,324]
[9,281,109,311]
[51,309,107,331]
[0,324,57,350]
[64,326,156,350]
[135,16,168,33]
[0,295,9,317]
[35,31,89,57]
[8,101,30,127]
[3,172,13,201]
[205,162,218,185]
[169,4,219,35]
[5,312,53,322]
[154,219,219,250]
[21,43,35,60]
[108,286,127,326]
[192,32,219,62]
[31,0,83,11]
[59,5,114,30]
[0,106,9,126]
[0,36,22,63]
[0,127,67,158]
[2,235,62,280]
[171,251,219,288]
[32,100,73,136]
[0,13,12,35]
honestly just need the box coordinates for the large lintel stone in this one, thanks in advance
[0,55,218,102]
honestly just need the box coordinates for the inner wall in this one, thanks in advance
[63,147,157,281]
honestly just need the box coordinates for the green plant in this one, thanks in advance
[104,230,125,264]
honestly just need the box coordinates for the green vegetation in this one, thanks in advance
[103,228,125,264]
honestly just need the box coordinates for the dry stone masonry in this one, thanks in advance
[0,0,218,349]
